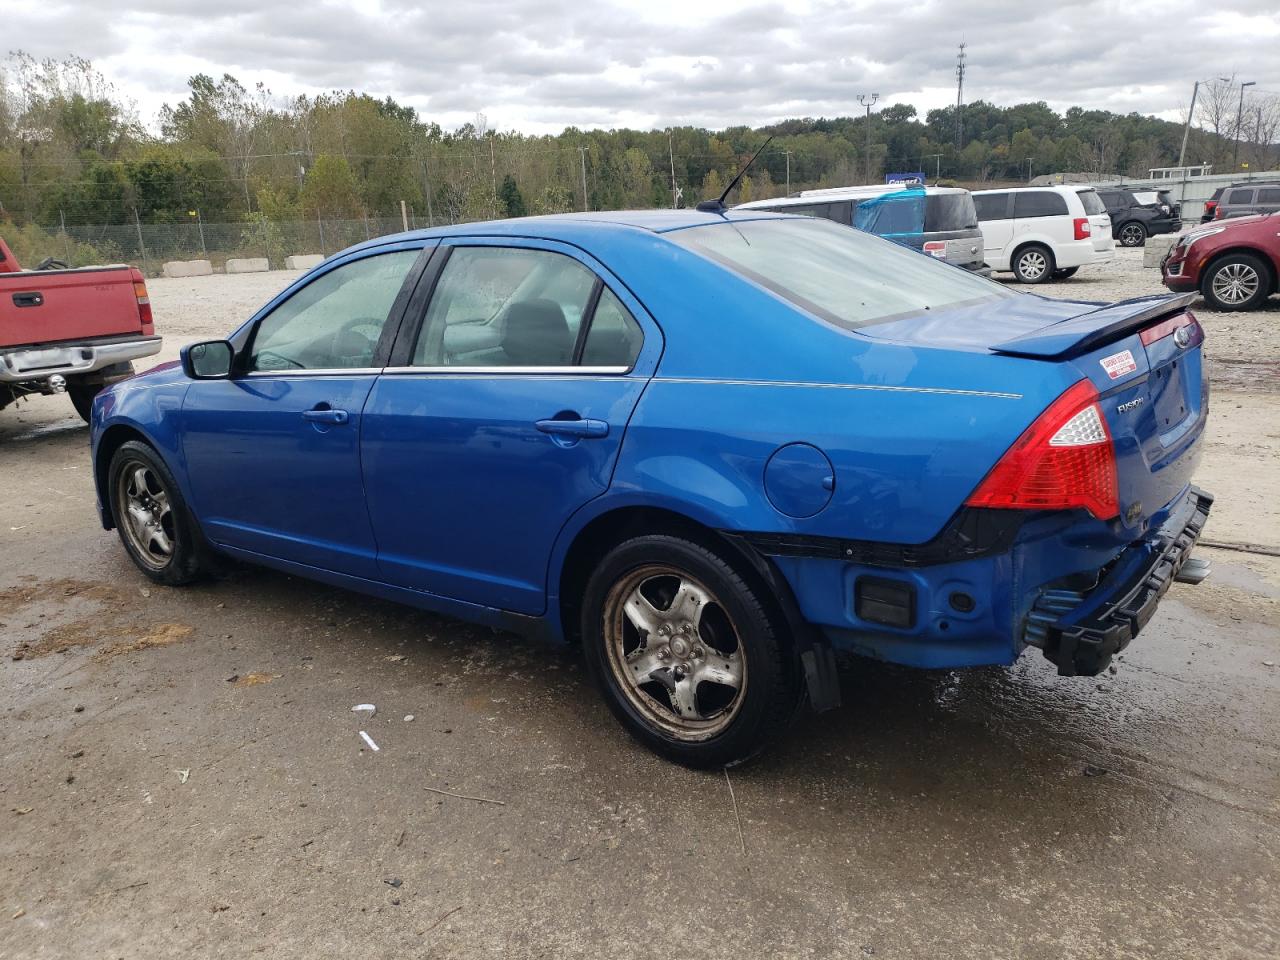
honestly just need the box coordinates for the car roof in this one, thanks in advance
[338,208,798,253]
[971,185,1089,195]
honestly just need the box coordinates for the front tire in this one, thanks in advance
[581,535,800,767]
[1201,253,1271,312]
[1118,222,1147,247]
[108,440,209,585]
[1012,244,1054,284]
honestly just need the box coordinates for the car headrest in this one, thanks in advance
[502,299,571,366]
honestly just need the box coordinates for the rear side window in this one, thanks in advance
[924,193,978,231]
[1226,189,1253,204]
[1014,192,1069,218]
[1257,188,1280,204]
[974,193,1010,221]
[772,202,852,225]
[580,288,642,367]
[1077,190,1107,215]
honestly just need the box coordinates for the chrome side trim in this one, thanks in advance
[380,365,632,375]
[244,368,384,377]
[650,377,1022,399]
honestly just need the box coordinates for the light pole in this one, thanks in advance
[1233,80,1256,171]
[1025,157,1034,183]
[857,93,879,184]
[783,149,792,195]
[1178,76,1230,169]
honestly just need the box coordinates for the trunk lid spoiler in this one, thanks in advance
[990,293,1196,360]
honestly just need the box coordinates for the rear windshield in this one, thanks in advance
[924,193,978,231]
[1077,189,1107,215]
[670,217,1013,331]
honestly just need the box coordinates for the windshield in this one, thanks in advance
[924,193,979,231]
[671,217,1013,330]
[1077,189,1107,215]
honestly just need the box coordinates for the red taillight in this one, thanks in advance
[923,240,947,259]
[1139,312,1202,347]
[1204,200,1218,215]
[1073,217,1091,240]
[965,379,1119,520]
[131,271,153,329]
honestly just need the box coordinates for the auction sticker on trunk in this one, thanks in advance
[1100,349,1138,380]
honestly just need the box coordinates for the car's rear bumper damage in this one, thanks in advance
[1023,486,1213,676]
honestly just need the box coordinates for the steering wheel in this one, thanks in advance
[35,257,70,271]
[328,317,384,365]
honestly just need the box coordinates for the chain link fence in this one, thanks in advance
[23,214,442,277]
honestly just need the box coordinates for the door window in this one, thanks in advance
[248,250,419,371]
[1256,188,1280,204]
[412,246,610,368]
[1013,191,1069,218]
[1226,188,1254,204]
[974,193,1010,221]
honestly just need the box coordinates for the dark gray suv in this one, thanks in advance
[1210,182,1280,221]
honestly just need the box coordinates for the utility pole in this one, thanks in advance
[783,149,792,195]
[1233,80,1256,171]
[668,129,678,208]
[1026,157,1033,182]
[954,42,967,150]
[857,93,879,184]
[579,145,589,211]
[1179,76,1230,169]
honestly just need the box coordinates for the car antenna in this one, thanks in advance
[696,135,775,214]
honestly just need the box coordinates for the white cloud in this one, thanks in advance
[5,0,1278,134]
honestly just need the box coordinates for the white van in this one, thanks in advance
[971,186,1114,283]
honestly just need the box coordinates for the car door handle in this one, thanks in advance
[12,292,43,307]
[303,407,349,425]
[535,418,609,439]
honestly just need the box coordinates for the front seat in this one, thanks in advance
[502,299,572,366]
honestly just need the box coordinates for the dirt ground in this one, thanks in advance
[1,246,1278,959]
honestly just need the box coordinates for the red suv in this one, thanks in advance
[1162,213,1280,311]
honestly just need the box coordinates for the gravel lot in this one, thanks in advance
[1,244,1277,959]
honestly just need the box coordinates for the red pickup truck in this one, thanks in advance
[1,236,161,421]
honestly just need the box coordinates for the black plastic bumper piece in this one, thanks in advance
[1035,487,1213,677]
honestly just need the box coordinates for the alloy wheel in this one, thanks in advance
[1120,224,1145,246]
[115,460,175,569]
[1211,262,1261,305]
[1017,250,1048,281]
[603,564,747,741]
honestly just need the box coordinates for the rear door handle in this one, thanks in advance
[535,418,609,439]
[12,292,43,307]
[303,407,349,425]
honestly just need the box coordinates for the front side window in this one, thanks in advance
[672,217,1012,331]
[1013,191,1069,218]
[974,193,1010,221]
[248,250,419,371]
[1258,188,1280,204]
[413,246,598,367]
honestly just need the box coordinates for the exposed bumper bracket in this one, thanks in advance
[1034,486,1213,677]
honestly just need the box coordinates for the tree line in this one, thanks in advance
[2,52,1277,230]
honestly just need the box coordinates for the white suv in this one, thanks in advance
[972,186,1114,283]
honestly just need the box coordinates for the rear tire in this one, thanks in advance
[581,534,800,767]
[67,381,98,423]
[108,440,211,585]
[1012,244,1055,284]
[1118,222,1147,247]
[1050,266,1079,280]
[1201,252,1271,312]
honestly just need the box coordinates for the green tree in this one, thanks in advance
[300,155,362,219]
[498,174,526,217]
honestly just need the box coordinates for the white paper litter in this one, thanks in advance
[359,730,380,752]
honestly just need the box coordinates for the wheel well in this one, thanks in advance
[94,425,149,529]
[557,507,792,649]
[1011,241,1053,269]
[1200,247,1278,294]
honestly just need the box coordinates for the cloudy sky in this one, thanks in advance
[9,0,1280,133]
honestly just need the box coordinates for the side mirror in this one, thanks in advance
[182,340,234,379]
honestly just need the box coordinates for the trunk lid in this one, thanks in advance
[865,292,1207,532]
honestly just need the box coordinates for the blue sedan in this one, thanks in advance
[90,210,1212,766]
